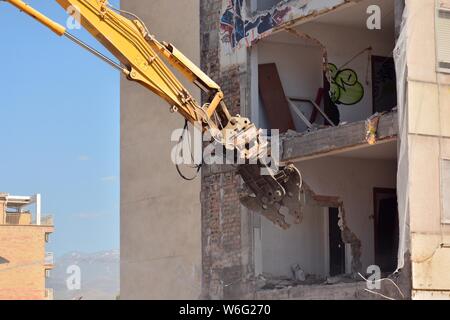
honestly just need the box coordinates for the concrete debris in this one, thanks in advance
[257,271,364,291]
[291,264,306,282]
[325,275,344,285]
[325,274,360,285]
[365,110,397,145]
[338,205,363,273]
[257,273,326,290]
[365,113,383,145]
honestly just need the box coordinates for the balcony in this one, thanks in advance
[4,211,32,225]
[45,252,54,268]
[41,215,54,226]
[3,212,53,226]
[1,194,53,227]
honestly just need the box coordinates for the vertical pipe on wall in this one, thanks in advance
[35,194,41,226]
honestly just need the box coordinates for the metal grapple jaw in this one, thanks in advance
[215,115,304,229]
[238,164,305,229]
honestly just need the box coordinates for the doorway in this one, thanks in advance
[329,207,345,276]
[373,188,399,273]
[372,56,397,114]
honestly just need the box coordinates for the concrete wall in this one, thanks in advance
[260,205,326,277]
[200,0,257,299]
[256,156,397,277]
[258,41,323,131]
[0,225,53,300]
[255,21,395,128]
[120,0,202,299]
[298,156,397,272]
[403,0,450,299]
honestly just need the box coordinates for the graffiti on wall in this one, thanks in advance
[219,0,319,52]
[328,63,364,106]
[220,0,293,50]
[219,0,347,53]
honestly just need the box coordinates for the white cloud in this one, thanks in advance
[101,176,117,182]
[77,155,90,161]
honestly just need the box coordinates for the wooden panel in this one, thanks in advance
[258,63,295,133]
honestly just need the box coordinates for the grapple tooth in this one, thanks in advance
[280,165,304,224]
[239,164,304,229]
[240,195,290,230]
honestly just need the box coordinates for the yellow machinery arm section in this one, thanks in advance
[7,0,230,128]
[5,0,305,229]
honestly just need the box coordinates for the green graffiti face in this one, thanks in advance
[328,63,364,106]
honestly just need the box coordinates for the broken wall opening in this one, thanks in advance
[253,141,399,289]
[209,0,408,300]
[252,0,397,133]
[248,0,402,292]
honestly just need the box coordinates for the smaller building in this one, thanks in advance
[0,193,54,300]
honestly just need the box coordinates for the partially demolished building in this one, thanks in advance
[121,0,450,300]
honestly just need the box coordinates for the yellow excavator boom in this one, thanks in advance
[4,0,304,229]
[7,0,66,35]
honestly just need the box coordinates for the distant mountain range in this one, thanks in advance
[46,250,119,300]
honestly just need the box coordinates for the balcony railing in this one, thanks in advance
[45,252,54,266]
[41,215,54,226]
[3,212,53,226]
[5,212,32,225]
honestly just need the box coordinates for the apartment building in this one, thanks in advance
[0,193,54,300]
[121,0,450,300]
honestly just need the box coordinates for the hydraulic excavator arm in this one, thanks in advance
[4,0,304,229]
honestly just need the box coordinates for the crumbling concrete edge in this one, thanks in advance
[307,186,362,274]
[280,111,398,163]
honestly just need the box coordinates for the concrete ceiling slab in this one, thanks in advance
[314,0,395,31]
[335,139,397,160]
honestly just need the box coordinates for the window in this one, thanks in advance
[442,159,450,223]
[436,8,450,73]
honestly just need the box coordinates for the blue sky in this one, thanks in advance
[0,1,121,255]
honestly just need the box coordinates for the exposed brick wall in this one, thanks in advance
[200,0,241,115]
[200,0,253,299]
[201,172,243,298]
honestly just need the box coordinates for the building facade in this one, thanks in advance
[121,0,450,299]
[120,0,202,299]
[0,193,54,300]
